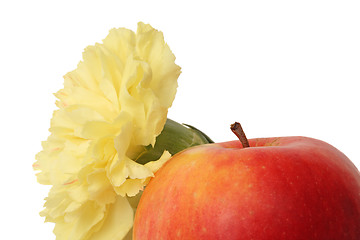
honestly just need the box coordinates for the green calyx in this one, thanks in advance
[135,119,213,165]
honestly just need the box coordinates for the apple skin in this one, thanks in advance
[133,137,360,240]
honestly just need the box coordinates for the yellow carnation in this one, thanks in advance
[34,22,181,239]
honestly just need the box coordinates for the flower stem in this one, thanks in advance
[230,122,250,148]
[136,119,213,164]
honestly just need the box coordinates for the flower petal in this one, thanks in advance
[35,22,180,240]
[89,197,133,240]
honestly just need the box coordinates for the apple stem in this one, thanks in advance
[231,122,250,148]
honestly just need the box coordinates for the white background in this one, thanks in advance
[1,0,359,239]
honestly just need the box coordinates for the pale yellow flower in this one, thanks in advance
[34,22,181,239]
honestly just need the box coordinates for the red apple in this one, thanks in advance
[133,123,360,239]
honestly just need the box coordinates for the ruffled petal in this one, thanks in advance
[34,22,180,240]
[89,197,133,240]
